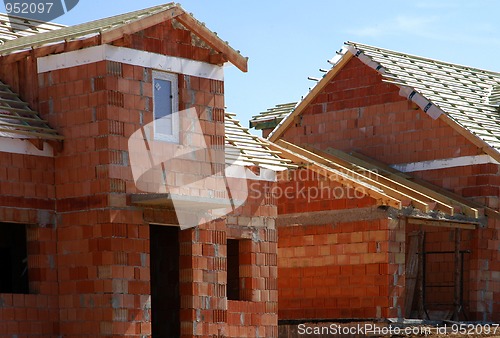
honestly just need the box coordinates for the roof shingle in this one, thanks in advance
[225,112,295,170]
[249,102,297,130]
[346,41,500,152]
[0,80,61,140]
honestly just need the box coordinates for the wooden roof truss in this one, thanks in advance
[269,140,489,225]
[0,80,62,140]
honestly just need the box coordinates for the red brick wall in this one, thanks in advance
[0,150,59,336]
[226,177,279,337]
[10,22,276,338]
[279,56,500,321]
[281,57,479,165]
[276,168,405,320]
[278,217,405,320]
[113,20,213,64]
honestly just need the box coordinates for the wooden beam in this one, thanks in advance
[209,53,229,65]
[101,7,183,44]
[405,231,420,317]
[28,138,44,150]
[276,140,433,210]
[267,140,402,208]
[306,145,456,215]
[0,127,63,140]
[175,12,248,72]
[452,228,461,321]
[347,150,483,219]
[269,52,353,142]
[0,35,102,64]
[407,217,477,230]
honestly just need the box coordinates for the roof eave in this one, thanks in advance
[249,118,282,130]
[175,11,247,72]
[0,5,248,72]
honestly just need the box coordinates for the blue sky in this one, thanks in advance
[52,1,500,130]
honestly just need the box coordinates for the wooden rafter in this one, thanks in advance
[224,112,295,169]
[176,12,248,72]
[407,217,478,230]
[276,140,434,211]
[348,151,489,219]
[267,140,402,209]
[307,145,456,215]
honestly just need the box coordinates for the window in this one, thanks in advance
[0,223,29,294]
[227,239,240,300]
[152,71,179,143]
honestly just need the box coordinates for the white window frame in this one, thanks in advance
[152,70,179,143]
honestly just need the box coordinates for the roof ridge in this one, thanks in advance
[347,40,500,77]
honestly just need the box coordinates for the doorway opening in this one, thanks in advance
[150,224,180,337]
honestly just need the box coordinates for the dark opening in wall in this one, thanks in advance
[150,224,180,337]
[227,238,240,300]
[0,223,29,294]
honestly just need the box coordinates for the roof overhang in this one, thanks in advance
[0,4,248,72]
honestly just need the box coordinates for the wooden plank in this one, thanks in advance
[269,52,353,141]
[276,140,429,211]
[226,151,289,163]
[225,143,281,154]
[308,145,455,215]
[0,127,63,140]
[176,12,248,72]
[0,97,28,106]
[0,112,47,123]
[347,150,482,219]
[452,228,461,321]
[267,140,402,208]
[0,120,56,132]
[209,53,229,65]
[407,217,477,230]
[0,106,39,115]
[417,231,425,319]
[405,231,420,318]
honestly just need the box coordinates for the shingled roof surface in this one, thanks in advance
[346,41,500,152]
[0,3,177,55]
[249,102,297,129]
[225,112,294,170]
[0,13,64,43]
[0,80,62,140]
[0,14,64,140]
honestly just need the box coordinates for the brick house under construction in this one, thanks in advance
[251,42,500,322]
[0,4,293,337]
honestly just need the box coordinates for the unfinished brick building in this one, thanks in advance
[252,42,500,322]
[0,4,292,337]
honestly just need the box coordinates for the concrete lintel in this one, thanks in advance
[396,206,486,228]
[276,206,389,227]
[130,193,234,209]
